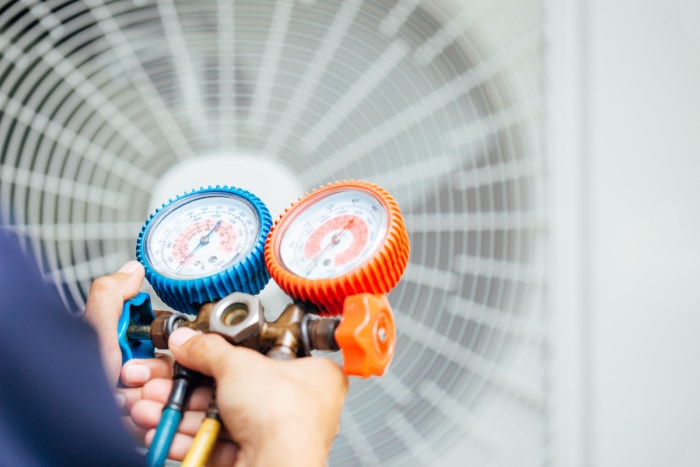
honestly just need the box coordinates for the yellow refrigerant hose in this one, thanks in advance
[181,397,222,467]
[181,417,221,467]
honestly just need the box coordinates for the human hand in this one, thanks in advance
[83,261,179,441]
[131,327,349,466]
[83,261,178,442]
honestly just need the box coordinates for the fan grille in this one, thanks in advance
[0,1,549,465]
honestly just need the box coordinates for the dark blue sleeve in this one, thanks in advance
[0,228,145,466]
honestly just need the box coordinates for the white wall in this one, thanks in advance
[585,0,700,465]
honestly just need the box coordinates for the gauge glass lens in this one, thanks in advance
[146,194,260,279]
[278,189,388,279]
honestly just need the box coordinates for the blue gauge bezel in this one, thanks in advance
[136,185,272,315]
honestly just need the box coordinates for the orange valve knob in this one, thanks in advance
[335,293,396,377]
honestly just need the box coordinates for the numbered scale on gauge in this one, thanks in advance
[137,186,272,315]
[266,180,410,315]
[148,196,257,278]
[280,189,389,279]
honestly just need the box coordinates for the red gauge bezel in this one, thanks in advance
[264,180,410,315]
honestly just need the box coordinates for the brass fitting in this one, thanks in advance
[128,292,342,360]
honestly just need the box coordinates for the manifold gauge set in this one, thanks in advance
[117,180,409,467]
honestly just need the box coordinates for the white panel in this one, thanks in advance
[586,0,700,465]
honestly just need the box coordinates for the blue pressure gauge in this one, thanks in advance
[136,186,272,315]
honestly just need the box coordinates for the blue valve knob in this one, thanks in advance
[118,292,155,364]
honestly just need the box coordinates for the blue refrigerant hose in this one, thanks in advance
[146,363,203,467]
[146,408,182,467]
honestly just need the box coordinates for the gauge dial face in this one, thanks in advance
[277,189,389,279]
[145,193,260,279]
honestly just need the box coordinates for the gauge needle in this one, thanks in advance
[305,218,353,275]
[178,220,222,269]
[200,220,222,245]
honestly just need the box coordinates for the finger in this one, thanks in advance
[115,387,142,415]
[120,355,174,387]
[167,328,265,379]
[304,357,349,396]
[133,399,207,436]
[139,378,172,404]
[130,399,166,431]
[84,261,145,386]
[143,429,192,461]
[141,378,213,410]
[116,378,200,416]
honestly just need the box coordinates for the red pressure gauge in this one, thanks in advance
[265,180,410,316]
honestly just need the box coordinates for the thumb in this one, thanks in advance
[167,328,255,379]
[84,260,146,386]
[85,261,145,332]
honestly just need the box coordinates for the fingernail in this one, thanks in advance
[123,362,150,384]
[168,327,200,347]
[118,260,141,274]
[114,392,126,410]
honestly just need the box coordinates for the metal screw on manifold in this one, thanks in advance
[378,327,387,344]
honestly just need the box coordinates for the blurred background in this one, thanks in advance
[0,0,698,465]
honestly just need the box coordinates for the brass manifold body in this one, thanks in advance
[127,292,341,359]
